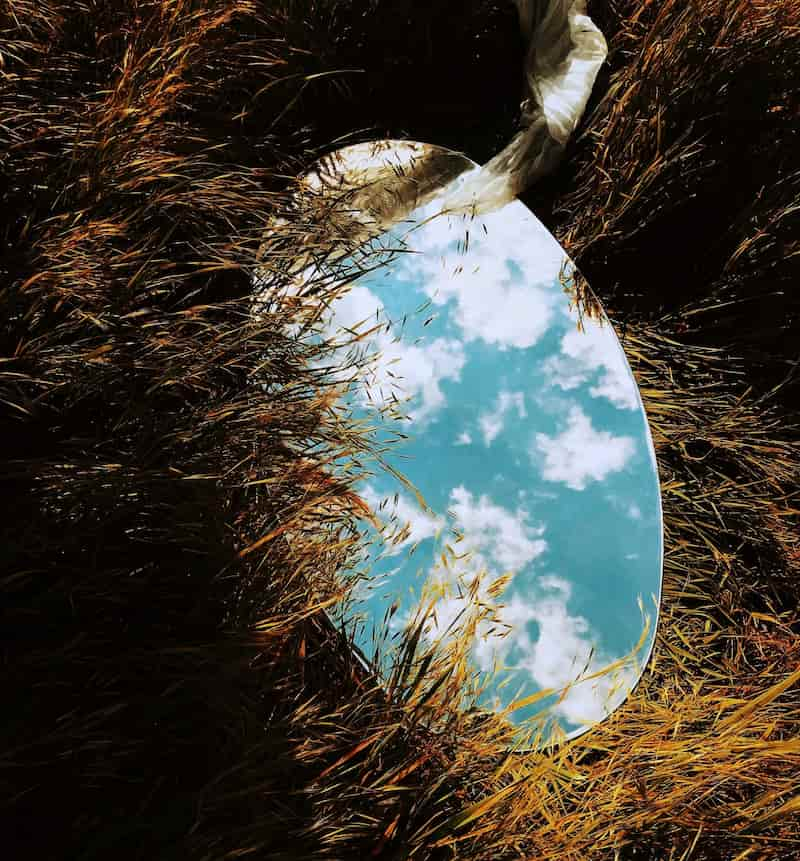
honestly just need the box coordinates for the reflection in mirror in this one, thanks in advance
[257,142,663,743]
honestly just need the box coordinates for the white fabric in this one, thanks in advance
[254,2,607,288]
[440,0,607,214]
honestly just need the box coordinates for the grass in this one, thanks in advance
[1,0,799,859]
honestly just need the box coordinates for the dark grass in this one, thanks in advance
[2,1,800,859]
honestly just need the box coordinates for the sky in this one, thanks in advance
[316,193,663,739]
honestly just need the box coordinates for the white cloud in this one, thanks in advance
[606,494,644,521]
[533,406,636,490]
[544,316,639,411]
[396,205,564,351]
[455,430,472,446]
[361,485,443,556]
[390,483,639,728]
[379,336,466,422]
[449,486,546,574]
[478,390,526,446]
[472,576,638,726]
[410,487,547,643]
[423,258,554,350]
[320,283,465,422]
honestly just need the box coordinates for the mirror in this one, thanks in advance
[260,141,663,742]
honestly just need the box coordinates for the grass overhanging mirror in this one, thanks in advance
[254,140,664,745]
[4,0,800,856]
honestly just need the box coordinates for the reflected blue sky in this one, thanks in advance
[320,195,662,738]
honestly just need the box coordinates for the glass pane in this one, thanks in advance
[283,142,663,742]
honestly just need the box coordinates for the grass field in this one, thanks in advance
[2,1,799,859]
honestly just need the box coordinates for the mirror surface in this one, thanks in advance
[285,144,663,740]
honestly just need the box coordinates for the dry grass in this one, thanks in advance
[2,1,799,859]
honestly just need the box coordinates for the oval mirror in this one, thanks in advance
[263,141,663,742]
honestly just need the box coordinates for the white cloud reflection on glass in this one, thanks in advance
[313,185,662,741]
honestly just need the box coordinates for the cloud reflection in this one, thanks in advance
[318,188,661,739]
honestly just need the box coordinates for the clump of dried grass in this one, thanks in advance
[2,1,800,860]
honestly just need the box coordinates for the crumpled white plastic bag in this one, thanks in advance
[305,0,607,220]
[255,1,607,291]
[443,0,607,213]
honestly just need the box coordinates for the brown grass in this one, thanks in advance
[2,1,799,859]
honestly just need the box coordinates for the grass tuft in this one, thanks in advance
[2,1,799,859]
